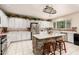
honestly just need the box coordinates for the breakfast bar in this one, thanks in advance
[32,33,65,55]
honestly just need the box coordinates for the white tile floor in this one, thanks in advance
[6,40,79,55]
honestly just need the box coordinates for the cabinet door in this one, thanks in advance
[68,33,74,43]
[7,32,11,47]
[14,18,20,28]
[14,18,25,28]
[22,19,26,28]
[9,18,15,28]
[19,18,23,28]
[26,19,30,28]
[16,31,22,41]
[26,31,31,40]
[21,31,30,40]
[12,32,17,42]
[21,31,26,40]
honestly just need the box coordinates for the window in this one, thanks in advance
[57,21,65,28]
[53,20,71,29]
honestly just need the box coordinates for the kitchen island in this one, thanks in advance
[32,33,65,55]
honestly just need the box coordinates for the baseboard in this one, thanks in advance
[10,39,31,43]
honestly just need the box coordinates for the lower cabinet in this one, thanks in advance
[67,33,74,43]
[22,31,31,40]
[61,32,74,43]
[7,31,31,44]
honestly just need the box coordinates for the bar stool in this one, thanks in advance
[55,37,67,55]
[42,42,56,55]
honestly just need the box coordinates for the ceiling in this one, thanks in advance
[0,4,79,20]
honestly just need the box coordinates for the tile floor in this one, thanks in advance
[6,40,79,55]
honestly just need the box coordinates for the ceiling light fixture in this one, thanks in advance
[43,5,56,14]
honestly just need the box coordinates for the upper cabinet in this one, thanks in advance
[14,18,23,28]
[9,17,30,29]
[25,19,30,28]
[0,10,8,27]
[8,17,15,28]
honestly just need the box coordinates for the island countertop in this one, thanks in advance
[33,33,65,40]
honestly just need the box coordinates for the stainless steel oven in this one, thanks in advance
[0,35,7,55]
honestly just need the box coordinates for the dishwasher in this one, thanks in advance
[74,33,79,45]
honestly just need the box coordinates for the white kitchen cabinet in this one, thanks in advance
[7,32,17,46]
[67,33,74,43]
[22,31,31,40]
[14,18,21,28]
[60,31,74,43]
[16,31,21,41]
[22,19,26,28]
[0,10,8,27]
[19,18,24,28]
[14,18,27,28]
[8,31,31,42]
[8,17,31,43]
[7,32,11,47]
[26,19,30,28]
[19,31,22,40]
[8,18,15,28]
[7,31,19,43]
[21,31,26,40]
[26,31,31,40]
[12,32,17,42]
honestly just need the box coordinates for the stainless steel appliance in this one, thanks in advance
[0,35,7,55]
[74,33,79,45]
[30,22,39,40]
[0,27,7,55]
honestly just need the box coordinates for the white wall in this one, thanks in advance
[52,12,79,32]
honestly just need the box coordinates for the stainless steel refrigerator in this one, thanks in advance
[30,22,39,40]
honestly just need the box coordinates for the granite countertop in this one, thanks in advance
[60,31,77,33]
[33,33,65,40]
